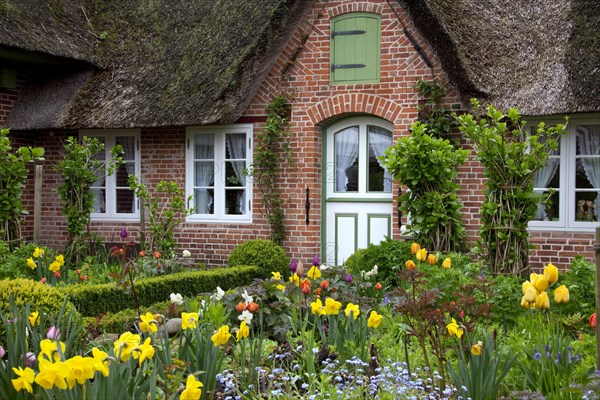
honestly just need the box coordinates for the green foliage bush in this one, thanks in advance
[227,239,289,279]
[344,238,411,285]
[0,241,37,279]
[557,256,595,318]
[63,266,259,316]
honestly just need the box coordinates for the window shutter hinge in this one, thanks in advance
[331,29,366,38]
[331,64,366,71]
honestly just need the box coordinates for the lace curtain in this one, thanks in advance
[368,126,392,192]
[226,134,247,214]
[335,127,359,192]
[118,136,136,213]
[576,125,600,220]
[194,135,215,214]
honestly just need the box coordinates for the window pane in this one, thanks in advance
[575,192,598,222]
[335,126,359,192]
[92,189,106,213]
[532,190,560,221]
[116,189,135,213]
[225,134,246,159]
[225,189,245,215]
[116,136,135,161]
[194,162,215,187]
[368,126,392,192]
[194,188,214,215]
[226,161,245,187]
[194,134,214,159]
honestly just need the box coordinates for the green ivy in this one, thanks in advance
[455,99,567,274]
[248,94,293,244]
[0,128,44,246]
[382,121,468,251]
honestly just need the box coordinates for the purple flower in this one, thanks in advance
[290,259,297,273]
[345,273,353,284]
[312,256,320,266]
[46,326,61,341]
[120,228,128,239]
[24,352,35,367]
[533,350,541,361]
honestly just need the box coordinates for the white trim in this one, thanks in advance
[80,129,141,221]
[185,124,253,223]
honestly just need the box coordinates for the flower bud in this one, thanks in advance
[235,302,247,313]
[120,228,128,239]
[289,259,297,273]
[345,273,353,283]
[46,326,61,341]
[246,302,259,313]
[375,282,383,291]
[410,243,420,254]
[405,260,416,270]
[320,280,329,290]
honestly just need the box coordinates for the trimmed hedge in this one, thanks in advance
[63,266,259,317]
[228,239,289,279]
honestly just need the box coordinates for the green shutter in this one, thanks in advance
[331,13,380,84]
[0,68,16,89]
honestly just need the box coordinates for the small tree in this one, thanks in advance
[55,136,123,264]
[382,121,468,252]
[455,100,567,275]
[0,128,44,246]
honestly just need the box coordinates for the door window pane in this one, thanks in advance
[335,126,359,192]
[367,126,392,192]
[575,124,600,222]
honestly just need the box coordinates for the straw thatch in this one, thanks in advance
[404,0,600,115]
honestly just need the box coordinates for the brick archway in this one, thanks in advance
[306,94,402,126]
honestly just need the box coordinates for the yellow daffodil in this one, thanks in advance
[271,271,282,280]
[532,275,549,292]
[543,263,559,284]
[405,260,416,270]
[276,284,285,291]
[289,273,300,286]
[410,242,421,254]
[236,320,249,342]
[113,332,141,362]
[211,325,232,347]
[39,339,66,362]
[367,310,382,328]
[11,366,35,393]
[132,337,155,366]
[65,355,96,388]
[416,248,428,262]
[344,303,360,320]
[442,258,451,269]
[426,254,437,266]
[92,348,109,377]
[49,261,61,273]
[323,297,342,315]
[181,312,198,330]
[180,374,203,400]
[139,312,158,333]
[554,285,569,304]
[33,247,44,258]
[28,311,40,326]
[307,265,322,280]
[446,318,463,339]
[35,359,69,390]
[310,298,325,315]
[26,257,36,270]
[55,254,65,266]
[471,341,483,356]
[536,291,550,309]
[524,285,538,303]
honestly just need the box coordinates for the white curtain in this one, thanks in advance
[226,134,247,214]
[368,126,393,192]
[335,127,359,192]
[118,136,136,212]
[576,125,600,220]
[194,135,214,214]
[533,151,559,220]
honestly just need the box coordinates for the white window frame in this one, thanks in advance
[80,129,141,221]
[185,124,253,223]
[528,113,600,232]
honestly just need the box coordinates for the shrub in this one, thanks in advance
[227,239,289,279]
[557,255,595,318]
[0,241,37,279]
[344,238,411,286]
[63,266,259,316]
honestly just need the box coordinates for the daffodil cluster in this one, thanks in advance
[520,263,570,310]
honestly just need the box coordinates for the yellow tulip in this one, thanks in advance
[543,263,559,284]
[524,286,538,303]
[426,254,437,265]
[307,266,321,280]
[442,258,451,269]
[405,260,416,270]
[520,296,530,308]
[530,272,538,283]
[416,248,428,262]
[410,243,421,254]
[536,291,550,309]
[554,285,569,304]
[522,280,534,295]
[532,275,549,292]
[368,310,382,328]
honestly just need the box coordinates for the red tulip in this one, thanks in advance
[590,313,597,328]
[247,302,259,313]
[375,282,382,291]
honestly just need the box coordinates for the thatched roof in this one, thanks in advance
[404,0,600,116]
[3,0,308,130]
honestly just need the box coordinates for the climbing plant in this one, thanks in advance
[415,79,456,139]
[382,121,468,252]
[0,127,44,246]
[55,136,123,264]
[248,94,293,244]
[455,99,567,275]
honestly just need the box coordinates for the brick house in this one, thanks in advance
[1,0,599,270]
